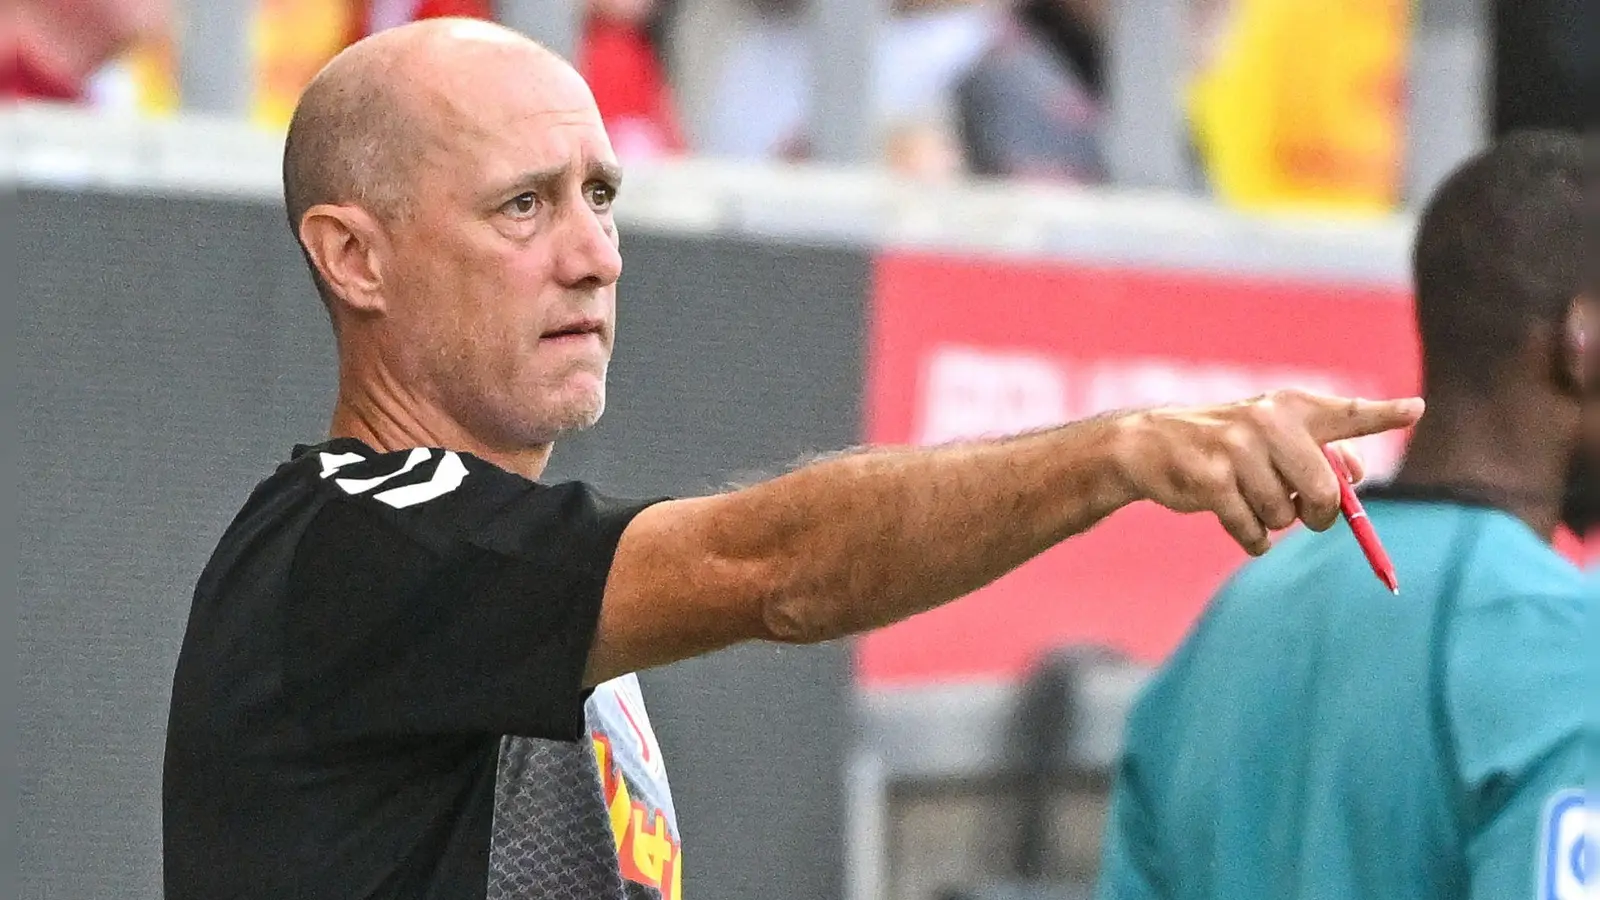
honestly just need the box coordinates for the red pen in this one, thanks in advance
[1322,446,1399,594]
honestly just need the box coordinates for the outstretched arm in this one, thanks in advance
[585,390,1422,685]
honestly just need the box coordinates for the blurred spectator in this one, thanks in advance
[885,117,964,181]
[251,0,362,128]
[1186,0,1409,214]
[578,0,687,161]
[692,0,994,165]
[954,0,1107,183]
[360,0,496,34]
[353,0,493,37]
[86,1,493,125]
[349,3,497,102]
[85,33,180,116]
[8,0,169,102]
[260,0,490,128]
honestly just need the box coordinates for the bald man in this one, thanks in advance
[161,18,1423,900]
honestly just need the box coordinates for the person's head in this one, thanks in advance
[284,18,622,454]
[1411,129,1599,533]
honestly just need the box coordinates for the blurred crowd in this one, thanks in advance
[7,0,689,151]
[7,0,1596,212]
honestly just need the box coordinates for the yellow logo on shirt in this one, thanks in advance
[594,733,683,899]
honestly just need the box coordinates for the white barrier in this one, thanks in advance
[5,103,1414,285]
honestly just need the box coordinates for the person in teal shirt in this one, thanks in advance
[1096,130,1598,900]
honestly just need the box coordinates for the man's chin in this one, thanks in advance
[557,397,605,435]
[520,386,605,445]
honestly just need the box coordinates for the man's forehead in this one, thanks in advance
[412,35,595,114]
[445,103,615,177]
[401,50,615,181]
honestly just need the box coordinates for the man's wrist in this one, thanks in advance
[1095,410,1151,513]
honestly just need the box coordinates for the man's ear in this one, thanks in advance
[1560,295,1597,394]
[298,204,388,315]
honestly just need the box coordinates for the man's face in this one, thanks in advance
[377,45,623,449]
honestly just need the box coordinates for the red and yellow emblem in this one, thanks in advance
[593,733,682,899]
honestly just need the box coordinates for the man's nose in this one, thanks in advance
[554,205,622,289]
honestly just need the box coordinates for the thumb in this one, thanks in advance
[1303,395,1425,443]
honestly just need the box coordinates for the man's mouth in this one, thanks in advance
[541,319,604,342]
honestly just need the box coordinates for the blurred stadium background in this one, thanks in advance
[11,1,1597,899]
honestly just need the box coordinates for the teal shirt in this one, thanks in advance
[1096,498,1593,900]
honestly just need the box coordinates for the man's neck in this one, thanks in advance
[1392,396,1570,540]
[329,381,554,482]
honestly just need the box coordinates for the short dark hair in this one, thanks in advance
[1413,130,1585,396]
[281,63,417,311]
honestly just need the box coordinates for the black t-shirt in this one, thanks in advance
[163,439,682,899]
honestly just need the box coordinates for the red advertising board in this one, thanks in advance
[858,251,1422,686]
[860,251,1597,687]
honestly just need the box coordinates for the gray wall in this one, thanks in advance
[19,188,864,900]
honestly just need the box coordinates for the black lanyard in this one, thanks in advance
[1357,481,1530,517]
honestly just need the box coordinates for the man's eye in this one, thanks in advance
[504,193,539,217]
[586,183,617,210]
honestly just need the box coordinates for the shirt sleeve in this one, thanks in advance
[1446,590,1587,900]
[284,452,662,743]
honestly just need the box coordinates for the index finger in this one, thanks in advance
[1303,396,1425,443]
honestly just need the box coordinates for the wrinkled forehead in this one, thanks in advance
[406,48,615,198]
